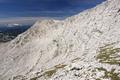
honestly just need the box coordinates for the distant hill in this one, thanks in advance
[0,25,31,42]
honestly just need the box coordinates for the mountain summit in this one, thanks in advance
[0,0,120,80]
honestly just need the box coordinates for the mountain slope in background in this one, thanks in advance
[0,25,31,42]
[0,0,120,80]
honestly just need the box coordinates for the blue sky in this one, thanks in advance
[0,0,105,23]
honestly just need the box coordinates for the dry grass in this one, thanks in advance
[97,67,120,80]
[97,43,120,65]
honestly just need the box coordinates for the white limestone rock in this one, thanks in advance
[0,0,120,80]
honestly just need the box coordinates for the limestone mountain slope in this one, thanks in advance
[0,0,120,80]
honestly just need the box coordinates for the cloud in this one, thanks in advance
[0,16,66,25]
[0,17,44,25]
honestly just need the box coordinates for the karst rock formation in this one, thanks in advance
[0,0,120,80]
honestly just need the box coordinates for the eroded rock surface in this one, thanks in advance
[0,0,120,80]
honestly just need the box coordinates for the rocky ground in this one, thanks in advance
[0,0,120,80]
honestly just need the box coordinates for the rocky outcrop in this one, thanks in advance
[0,0,120,80]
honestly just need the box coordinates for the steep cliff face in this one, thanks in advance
[0,0,120,80]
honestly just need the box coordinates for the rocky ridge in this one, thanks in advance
[0,0,120,80]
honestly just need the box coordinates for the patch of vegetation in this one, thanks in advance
[54,64,67,69]
[30,77,38,80]
[30,64,67,79]
[96,67,120,80]
[96,43,120,65]
[41,64,67,78]
[43,69,57,77]
[96,78,101,80]
[96,43,120,80]
[29,69,57,80]
[13,75,26,80]
[30,69,57,80]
